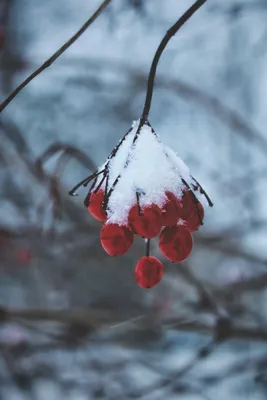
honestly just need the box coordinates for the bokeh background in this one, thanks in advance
[1,0,267,399]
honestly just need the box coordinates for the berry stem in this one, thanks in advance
[191,175,213,207]
[141,0,207,121]
[84,177,97,207]
[145,239,150,257]
[136,191,143,216]
[68,169,105,196]
[181,178,204,226]
[69,127,133,199]
[132,0,207,143]
[93,170,106,193]
[103,169,110,211]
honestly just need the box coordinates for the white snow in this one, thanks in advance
[94,120,199,225]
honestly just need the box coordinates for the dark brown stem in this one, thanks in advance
[191,175,213,207]
[181,178,204,225]
[146,239,150,257]
[84,178,97,207]
[68,169,105,196]
[141,0,207,121]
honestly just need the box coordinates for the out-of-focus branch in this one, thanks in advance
[2,307,267,342]
[177,264,222,315]
[197,234,267,267]
[125,340,215,398]
[211,272,267,296]
[35,143,96,174]
[165,79,267,154]
[0,0,111,113]
[56,57,267,156]
[165,316,267,342]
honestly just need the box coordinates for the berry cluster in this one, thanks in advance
[87,186,206,289]
[70,121,212,289]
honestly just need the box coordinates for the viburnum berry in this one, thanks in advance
[161,191,181,226]
[159,225,193,262]
[180,190,204,231]
[88,189,107,222]
[135,256,163,289]
[100,223,134,256]
[128,204,163,239]
[184,201,204,232]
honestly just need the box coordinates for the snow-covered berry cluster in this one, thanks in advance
[71,120,212,289]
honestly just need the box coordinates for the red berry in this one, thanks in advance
[180,191,194,220]
[128,204,163,239]
[88,189,107,222]
[159,225,193,262]
[180,190,204,231]
[135,256,163,289]
[100,223,134,256]
[184,201,204,232]
[161,191,181,226]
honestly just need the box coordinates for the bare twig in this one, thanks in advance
[3,307,130,327]
[2,307,267,342]
[0,0,111,113]
[124,340,215,398]
[210,272,267,296]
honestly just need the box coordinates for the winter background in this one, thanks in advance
[1,0,267,399]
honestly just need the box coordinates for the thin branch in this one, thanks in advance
[177,264,222,315]
[4,307,123,327]
[2,307,267,342]
[165,317,267,342]
[141,0,207,120]
[210,272,267,296]
[125,340,215,398]
[0,0,111,113]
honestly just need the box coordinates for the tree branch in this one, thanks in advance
[0,0,111,113]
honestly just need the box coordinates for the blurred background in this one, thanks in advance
[1,0,267,399]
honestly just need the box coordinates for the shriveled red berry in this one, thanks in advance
[159,225,193,262]
[100,223,134,256]
[135,256,163,289]
[184,201,204,232]
[161,191,181,226]
[88,189,107,222]
[128,204,163,239]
